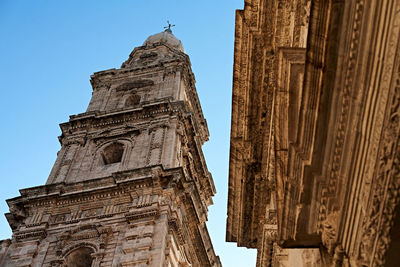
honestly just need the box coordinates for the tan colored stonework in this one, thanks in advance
[0,31,221,267]
[227,0,400,266]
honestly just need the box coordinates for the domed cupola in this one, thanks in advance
[143,29,185,53]
[121,25,186,69]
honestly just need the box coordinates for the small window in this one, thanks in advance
[65,247,93,267]
[101,143,124,165]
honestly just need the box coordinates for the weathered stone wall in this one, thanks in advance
[0,180,203,267]
[227,0,400,266]
[46,40,203,186]
[1,31,220,267]
[46,119,182,184]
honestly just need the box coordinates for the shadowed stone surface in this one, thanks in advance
[227,0,400,266]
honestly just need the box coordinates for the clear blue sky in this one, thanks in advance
[0,1,256,266]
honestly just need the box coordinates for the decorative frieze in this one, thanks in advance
[15,228,46,242]
[116,80,154,91]
[359,59,400,266]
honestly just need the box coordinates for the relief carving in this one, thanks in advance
[321,211,339,254]
[359,62,400,265]
[139,52,158,59]
[318,0,365,230]
[116,80,154,91]
[146,127,166,166]
[52,224,111,267]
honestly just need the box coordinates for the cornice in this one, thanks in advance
[91,60,190,89]
[227,0,312,248]
[60,101,184,134]
[278,0,333,243]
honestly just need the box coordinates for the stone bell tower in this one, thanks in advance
[0,29,221,267]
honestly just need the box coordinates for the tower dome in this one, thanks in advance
[143,30,185,53]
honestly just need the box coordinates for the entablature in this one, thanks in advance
[6,164,214,233]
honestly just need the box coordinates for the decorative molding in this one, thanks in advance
[15,228,46,242]
[125,206,160,223]
[168,218,185,245]
[359,55,400,266]
[116,80,154,91]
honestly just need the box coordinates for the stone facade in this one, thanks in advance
[0,30,221,267]
[227,0,400,266]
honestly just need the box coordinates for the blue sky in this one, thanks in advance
[0,1,256,266]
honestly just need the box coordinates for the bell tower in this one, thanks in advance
[0,30,221,267]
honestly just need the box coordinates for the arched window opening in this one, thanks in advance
[101,143,124,165]
[65,247,93,267]
[125,94,141,107]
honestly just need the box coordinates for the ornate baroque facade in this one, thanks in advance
[0,30,221,267]
[227,0,400,266]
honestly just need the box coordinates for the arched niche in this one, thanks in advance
[89,138,134,174]
[124,94,141,107]
[65,247,94,267]
[101,142,125,165]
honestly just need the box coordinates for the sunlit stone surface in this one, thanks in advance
[226,0,400,266]
[0,30,221,267]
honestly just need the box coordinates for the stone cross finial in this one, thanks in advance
[164,21,175,33]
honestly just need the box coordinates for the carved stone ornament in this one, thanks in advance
[116,80,154,91]
[358,61,400,265]
[52,224,111,266]
[321,211,339,254]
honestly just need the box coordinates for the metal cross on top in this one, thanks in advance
[164,21,175,33]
